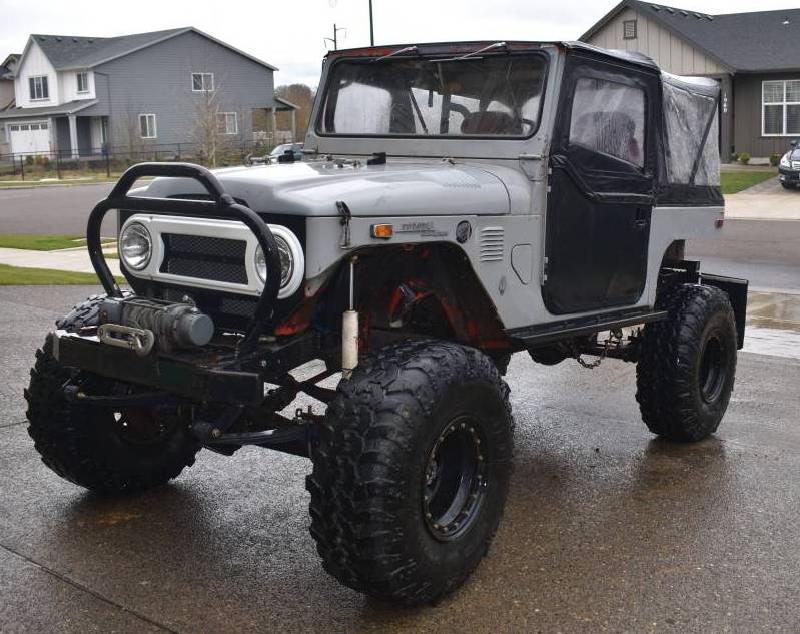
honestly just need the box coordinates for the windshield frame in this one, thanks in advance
[314,51,550,141]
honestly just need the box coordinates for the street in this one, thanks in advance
[1,183,798,292]
[1,284,800,633]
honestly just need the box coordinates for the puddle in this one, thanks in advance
[744,292,800,360]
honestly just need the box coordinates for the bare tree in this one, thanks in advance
[275,83,315,140]
[115,100,145,160]
[187,62,246,166]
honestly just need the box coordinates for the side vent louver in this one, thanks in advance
[480,227,504,262]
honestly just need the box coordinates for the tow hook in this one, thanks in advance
[97,323,155,357]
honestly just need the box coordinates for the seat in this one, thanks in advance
[460,111,522,135]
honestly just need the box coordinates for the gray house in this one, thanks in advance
[0,27,295,158]
[581,2,800,159]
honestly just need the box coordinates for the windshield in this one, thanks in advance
[318,54,547,138]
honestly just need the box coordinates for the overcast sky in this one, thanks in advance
[2,0,799,87]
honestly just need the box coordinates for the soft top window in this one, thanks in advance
[318,54,547,138]
[662,73,720,186]
[568,77,645,168]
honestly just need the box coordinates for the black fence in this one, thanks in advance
[0,140,278,182]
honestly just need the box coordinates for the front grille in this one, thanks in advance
[792,161,800,170]
[160,234,247,283]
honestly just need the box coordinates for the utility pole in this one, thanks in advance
[324,23,346,51]
[368,0,374,46]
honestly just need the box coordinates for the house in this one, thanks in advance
[0,53,20,154]
[0,27,296,159]
[581,1,800,160]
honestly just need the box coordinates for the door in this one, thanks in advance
[543,58,657,315]
[8,121,50,155]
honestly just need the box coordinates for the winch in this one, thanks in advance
[98,296,214,356]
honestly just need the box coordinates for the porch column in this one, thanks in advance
[68,114,79,159]
[291,109,296,141]
[271,107,277,144]
[48,117,55,156]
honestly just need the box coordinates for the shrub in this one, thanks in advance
[770,153,781,167]
[739,152,751,165]
[25,155,34,166]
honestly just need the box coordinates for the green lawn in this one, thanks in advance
[0,234,115,250]
[0,234,85,250]
[721,170,777,194]
[0,264,125,285]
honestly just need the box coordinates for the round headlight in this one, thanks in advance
[255,235,293,288]
[119,222,152,270]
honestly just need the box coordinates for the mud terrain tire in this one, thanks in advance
[25,337,200,495]
[306,340,514,606]
[636,284,737,442]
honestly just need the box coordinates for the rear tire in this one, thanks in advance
[636,284,737,442]
[306,339,514,606]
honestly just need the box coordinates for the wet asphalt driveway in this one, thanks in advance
[1,286,800,633]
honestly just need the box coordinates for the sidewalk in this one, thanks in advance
[0,246,121,276]
[724,176,800,220]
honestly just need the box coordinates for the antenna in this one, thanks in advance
[324,23,347,51]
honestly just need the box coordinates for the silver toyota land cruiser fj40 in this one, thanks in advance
[25,41,747,606]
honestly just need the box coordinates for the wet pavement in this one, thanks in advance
[1,286,800,633]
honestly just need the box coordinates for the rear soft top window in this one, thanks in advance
[662,73,720,187]
[318,54,547,138]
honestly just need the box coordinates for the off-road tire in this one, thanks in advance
[306,340,514,606]
[780,181,795,190]
[636,284,737,442]
[25,337,200,495]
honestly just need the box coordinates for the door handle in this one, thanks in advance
[632,218,648,230]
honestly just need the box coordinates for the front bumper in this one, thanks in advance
[51,332,264,405]
[779,167,800,183]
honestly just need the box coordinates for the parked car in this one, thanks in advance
[779,140,800,189]
[270,142,303,161]
[246,142,303,165]
[25,41,746,607]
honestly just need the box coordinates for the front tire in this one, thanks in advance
[25,338,200,494]
[306,340,514,606]
[636,284,738,442]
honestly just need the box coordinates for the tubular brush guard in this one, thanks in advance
[87,162,282,355]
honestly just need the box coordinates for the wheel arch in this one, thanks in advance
[319,242,514,354]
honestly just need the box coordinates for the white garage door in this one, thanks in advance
[8,121,50,155]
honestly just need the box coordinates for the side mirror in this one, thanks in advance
[277,149,296,164]
[791,140,798,148]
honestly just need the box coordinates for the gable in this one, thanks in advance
[583,4,729,75]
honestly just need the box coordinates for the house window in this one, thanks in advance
[192,72,214,92]
[623,19,638,40]
[763,80,800,136]
[139,114,157,139]
[29,75,49,100]
[217,112,238,135]
[76,72,89,93]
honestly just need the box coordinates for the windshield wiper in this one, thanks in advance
[436,41,508,63]
[372,45,418,62]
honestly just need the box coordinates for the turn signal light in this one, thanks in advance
[371,224,393,239]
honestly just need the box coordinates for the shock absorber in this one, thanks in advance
[342,256,359,378]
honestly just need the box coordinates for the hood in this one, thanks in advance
[140,160,511,217]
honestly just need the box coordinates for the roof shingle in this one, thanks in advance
[583,1,800,72]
